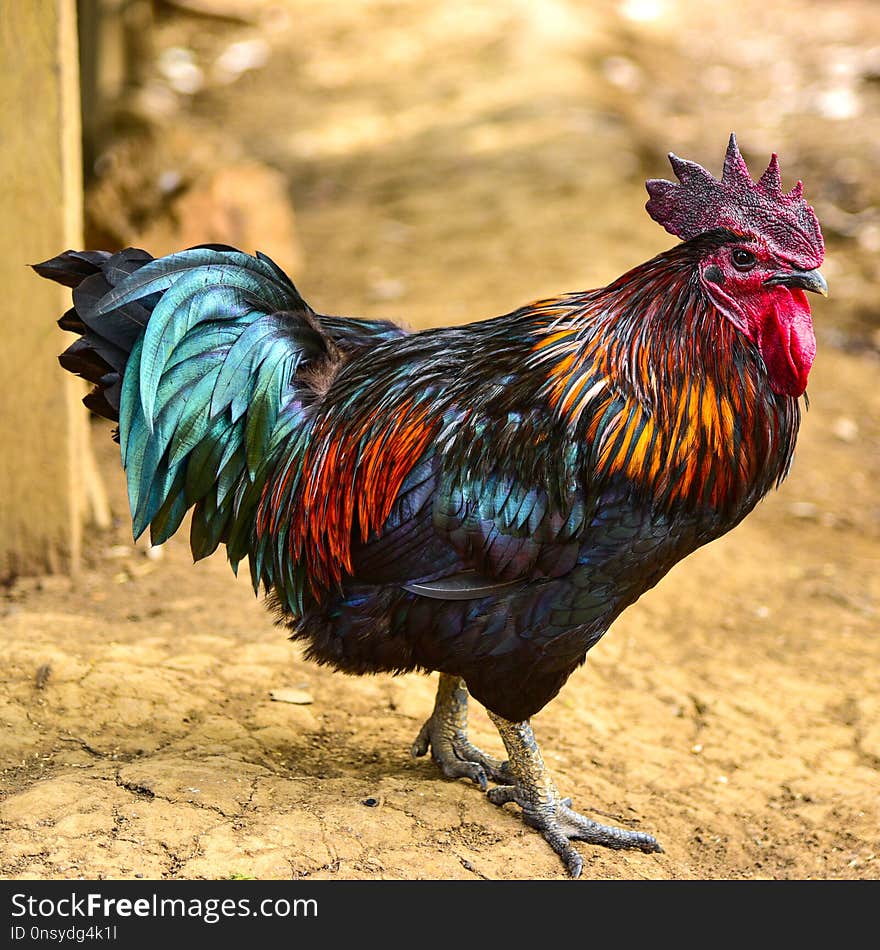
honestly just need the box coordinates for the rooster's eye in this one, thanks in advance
[732,248,757,271]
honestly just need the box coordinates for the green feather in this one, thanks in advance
[139,280,264,425]
[94,249,296,316]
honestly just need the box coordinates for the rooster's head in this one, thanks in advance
[645,133,825,398]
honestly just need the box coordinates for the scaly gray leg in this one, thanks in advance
[412,674,510,789]
[486,712,662,878]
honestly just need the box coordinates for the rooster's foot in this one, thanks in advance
[412,674,510,790]
[487,712,662,878]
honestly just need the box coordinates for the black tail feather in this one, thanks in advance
[58,307,86,334]
[31,249,111,288]
[57,336,114,383]
[33,248,156,424]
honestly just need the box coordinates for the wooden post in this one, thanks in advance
[0,0,91,576]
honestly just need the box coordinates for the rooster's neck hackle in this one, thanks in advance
[533,239,800,516]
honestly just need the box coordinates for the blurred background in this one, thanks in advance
[1,0,877,880]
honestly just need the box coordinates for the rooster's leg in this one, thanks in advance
[486,712,662,878]
[412,674,510,789]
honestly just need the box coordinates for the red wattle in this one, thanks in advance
[756,288,816,397]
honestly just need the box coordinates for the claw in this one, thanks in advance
[486,785,518,807]
[411,721,431,759]
[488,781,662,872]
[553,834,585,879]
[487,712,663,877]
[413,674,508,790]
[444,758,489,791]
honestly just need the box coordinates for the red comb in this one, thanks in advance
[645,133,824,269]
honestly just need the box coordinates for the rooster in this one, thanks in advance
[37,135,826,877]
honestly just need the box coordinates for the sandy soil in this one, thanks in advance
[1,0,878,880]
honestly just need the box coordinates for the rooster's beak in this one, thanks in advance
[764,268,828,296]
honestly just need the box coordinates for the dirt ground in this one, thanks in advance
[2,0,879,880]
